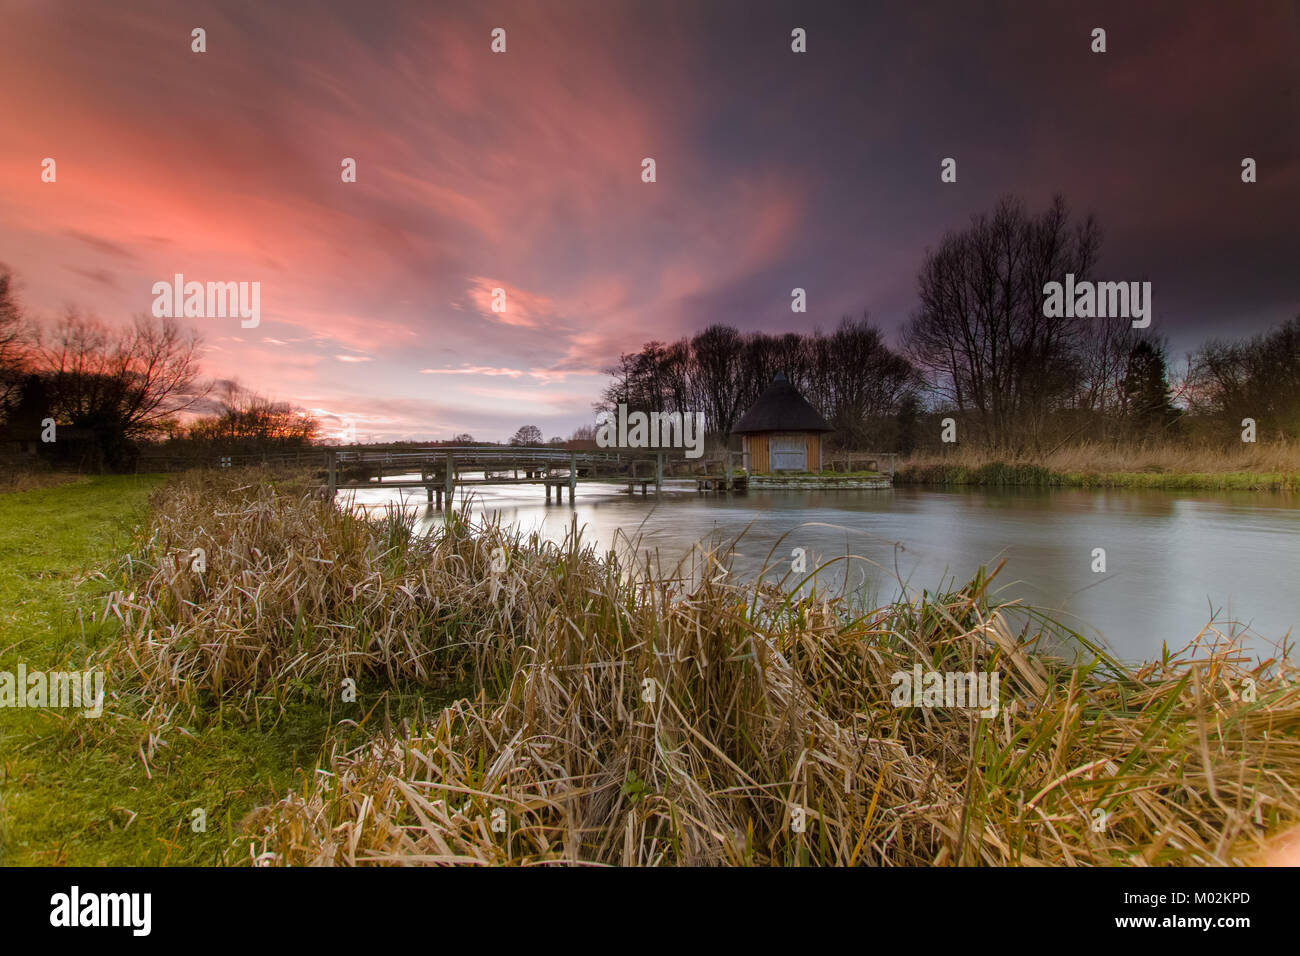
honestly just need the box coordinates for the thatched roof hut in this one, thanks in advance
[732,373,831,472]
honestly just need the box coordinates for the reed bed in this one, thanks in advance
[896,441,1300,489]
[112,472,1300,865]
[110,471,595,706]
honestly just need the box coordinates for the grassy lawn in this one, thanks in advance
[0,475,356,865]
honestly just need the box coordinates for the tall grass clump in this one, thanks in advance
[112,472,1300,865]
[110,471,606,709]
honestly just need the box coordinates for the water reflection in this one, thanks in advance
[347,476,1299,664]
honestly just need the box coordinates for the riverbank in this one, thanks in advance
[749,472,890,489]
[895,444,1300,490]
[896,462,1300,490]
[2,470,1294,865]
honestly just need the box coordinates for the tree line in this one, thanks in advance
[599,318,918,450]
[0,269,320,471]
[5,192,1297,472]
[601,195,1299,454]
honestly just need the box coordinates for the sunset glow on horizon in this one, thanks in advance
[2,0,1296,441]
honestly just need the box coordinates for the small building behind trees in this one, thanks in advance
[732,372,832,472]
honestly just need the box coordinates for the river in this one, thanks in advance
[348,477,1299,664]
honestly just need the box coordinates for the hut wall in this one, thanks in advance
[743,433,826,472]
[805,434,821,471]
[745,434,770,473]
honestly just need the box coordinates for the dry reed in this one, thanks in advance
[898,440,1300,488]
[108,472,1300,865]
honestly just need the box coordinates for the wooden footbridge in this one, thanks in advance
[323,445,745,508]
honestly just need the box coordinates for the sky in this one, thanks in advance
[1,0,1297,442]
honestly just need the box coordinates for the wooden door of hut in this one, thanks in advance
[769,435,806,471]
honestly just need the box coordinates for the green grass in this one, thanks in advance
[0,475,464,865]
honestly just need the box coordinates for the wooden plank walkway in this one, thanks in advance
[695,473,748,493]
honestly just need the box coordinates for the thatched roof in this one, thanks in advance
[732,373,832,434]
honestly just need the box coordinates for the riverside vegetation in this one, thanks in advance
[2,469,1299,865]
[895,442,1300,491]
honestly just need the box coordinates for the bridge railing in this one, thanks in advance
[322,446,746,500]
[333,446,622,464]
[823,451,897,476]
[136,444,742,475]
[137,450,329,472]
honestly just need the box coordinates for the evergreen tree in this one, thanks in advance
[895,392,920,454]
[1122,340,1176,434]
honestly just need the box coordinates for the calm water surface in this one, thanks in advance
[349,477,1300,663]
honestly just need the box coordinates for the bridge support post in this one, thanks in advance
[569,453,577,505]
[327,450,337,501]
[655,452,663,497]
[444,454,454,519]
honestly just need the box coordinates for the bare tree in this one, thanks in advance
[819,317,918,448]
[1188,315,1300,441]
[1071,316,1144,422]
[688,324,746,441]
[0,267,34,411]
[37,311,206,469]
[904,195,1100,451]
[598,317,919,451]
[509,424,543,446]
[187,380,319,447]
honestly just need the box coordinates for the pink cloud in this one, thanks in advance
[0,0,805,442]
[421,366,526,378]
